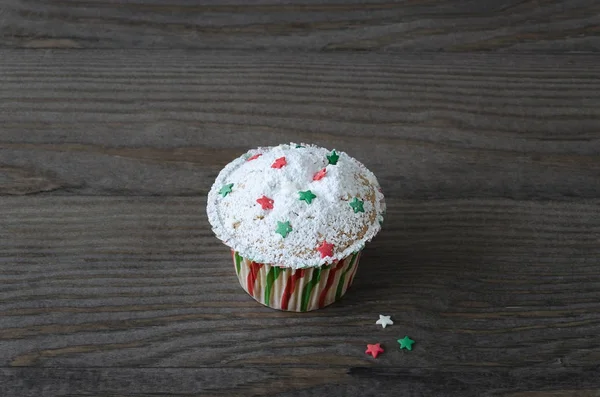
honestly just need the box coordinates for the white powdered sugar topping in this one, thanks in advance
[206,143,386,269]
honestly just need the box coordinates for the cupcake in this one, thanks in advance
[207,143,385,311]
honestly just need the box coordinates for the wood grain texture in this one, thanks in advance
[1,51,600,199]
[2,367,600,397]
[1,0,599,51]
[1,196,600,396]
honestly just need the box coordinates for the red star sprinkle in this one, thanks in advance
[317,241,334,258]
[271,157,287,169]
[313,168,327,181]
[256,195,274,210]
[247,153,262,161]
[365,343,384,358]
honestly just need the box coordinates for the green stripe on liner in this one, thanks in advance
[335,252,358,301]
[234,252,243,275]
[300,267,322,312]
[264,266,283,304]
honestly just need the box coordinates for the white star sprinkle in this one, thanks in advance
[376,314,393,328]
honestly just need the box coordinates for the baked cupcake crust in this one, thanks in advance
[207,143,385,269]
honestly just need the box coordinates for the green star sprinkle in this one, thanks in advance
[298,190,317,204]
[275,221,293,238]
[296,144,304,148]
[349,197,365,213]
[398,336,415,351]
[219,183,234,197]
[327,150,339,165]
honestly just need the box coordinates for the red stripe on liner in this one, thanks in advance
[247,261,263,297]
[318,261,345,307]
[281,269,305,310]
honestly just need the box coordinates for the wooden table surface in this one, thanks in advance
[1,1,600,396]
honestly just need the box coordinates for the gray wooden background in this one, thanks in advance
[1,1,600,396]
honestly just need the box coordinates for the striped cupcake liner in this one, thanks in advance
[232,249,361,312]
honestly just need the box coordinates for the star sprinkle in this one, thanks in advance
[271,156,287,169]
[365,343,384,358]
[247,153,262,161]
[256,195,274,210]
[313,168,327,181]
[275,221,292,238]
[219,183,234,197]
[296,144,304,148]
[327,150,339,165]
[317,241,334,258]
[398,336,415,351]
[349,197,365,213]
[298,190,317,204]
[376,315,393,329]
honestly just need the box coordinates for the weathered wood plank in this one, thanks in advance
[1,196,599,378]
[1,0,599,51]
[1,51,599,199]
[2,367,600,397]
